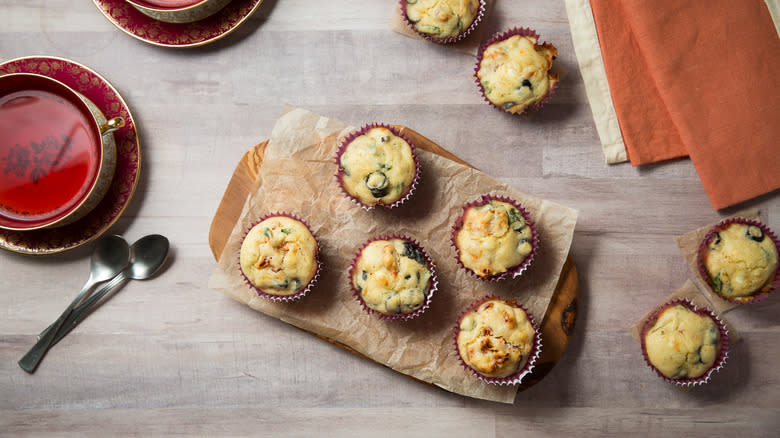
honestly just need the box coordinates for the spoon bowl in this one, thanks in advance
[126,234,170,280]
[18,234,130,373]
[39,234,170,346]
[91,235,133,283]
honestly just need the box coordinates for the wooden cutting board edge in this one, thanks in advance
[207,127,579,395]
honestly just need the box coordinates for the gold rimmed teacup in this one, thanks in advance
[125,0,232,23]
[0,73,124,231]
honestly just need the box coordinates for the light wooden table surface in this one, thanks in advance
[1,1,778,436]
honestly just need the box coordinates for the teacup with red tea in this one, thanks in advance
[0,73,124,231]
[125,0,233,23]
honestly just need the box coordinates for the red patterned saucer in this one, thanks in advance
[93,0,263,48]
[0,56,140,255]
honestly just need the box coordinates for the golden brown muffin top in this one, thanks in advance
[643,304,721,379]
[240,216,318,296]
[477,34,558,113]
[703,223,778,300]
[455,200,533,277]
[353,239,432,315]
[457,298,535,378]
[405,0,480,39]
[338,127,416,207]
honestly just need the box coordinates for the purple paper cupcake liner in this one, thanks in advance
[640,298,729,387]
[451,194,539,281]
[333,124,421,211]
[238,212,322,303]
[400,0,486,44]
[348,235,438,321]
[697,218,779,304]
[453,296,541,385]
[474,27,559,115]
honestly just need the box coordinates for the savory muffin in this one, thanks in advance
[641,301,726,382]
[336,125,418,209]
[239,215,319,298]
[456,298,537,379]
[700,221,778,302]
[352,238,434,317]
[476,29,558,114]
[453,197,536,279]
[403,0,482,41]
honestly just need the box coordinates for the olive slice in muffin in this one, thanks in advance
[475,28,558,114]
[699,219,779,303]
[402,0,484,43]
[336,125,419,209]
[351,237,436,320]
[452,196,538,280]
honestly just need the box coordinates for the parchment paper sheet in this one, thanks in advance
[209,106,578,404]
[389,0,495,55]
[629,280,740,345]
[674,209,761,314]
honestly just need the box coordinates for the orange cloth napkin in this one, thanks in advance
[590,0,780,209]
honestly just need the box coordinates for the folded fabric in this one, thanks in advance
[589,0,688,164]
[588,0,780,209]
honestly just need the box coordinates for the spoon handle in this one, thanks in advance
[18,279,95,373]
[39,273,128,346]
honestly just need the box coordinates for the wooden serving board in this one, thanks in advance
[208,127,579,393]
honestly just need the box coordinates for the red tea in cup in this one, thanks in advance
[0,74,101,228]
[132,0,204,9]
[126,0,231,23]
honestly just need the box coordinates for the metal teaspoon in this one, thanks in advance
[38,234,170,347]
[18,235,131,373]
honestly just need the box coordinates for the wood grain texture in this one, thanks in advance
[208,141,265,260]
[1,0,779,436]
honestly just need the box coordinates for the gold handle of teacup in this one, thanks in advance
[100,117,125,136]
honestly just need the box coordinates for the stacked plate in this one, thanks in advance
[93,0,264,48]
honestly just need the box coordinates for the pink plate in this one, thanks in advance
[92,0,263,48]
[0,56,140,255]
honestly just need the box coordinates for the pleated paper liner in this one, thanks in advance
[390,0,495,56]
[474,27,559,116]
[238,212,321,303]
[334,124,420,211]
[697,217,779,304]
[454,296,541,385]
[639,298,729,387]
[628,280,741,391]
[399,0,486,44]
[349,235,438,321]
[451,194,539,281]
[674,209,776,313]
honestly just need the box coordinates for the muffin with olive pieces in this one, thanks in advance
[351,237,437,320]
[452,195,538,280]
[335,125,419,209]
[456,297,540,383]
[401,0,484,43]
[475,28,558,114]
[698,218,779,303]
[239,214,320,301]
[641,300,728,386]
